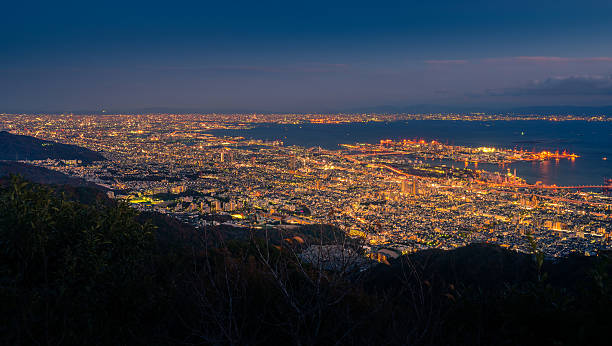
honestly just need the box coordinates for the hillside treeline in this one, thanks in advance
[1,176,611,345]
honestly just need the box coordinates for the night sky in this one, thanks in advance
[2,0,612,113]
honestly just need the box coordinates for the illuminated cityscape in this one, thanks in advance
[1,112,610,260]
[5,1,612,343]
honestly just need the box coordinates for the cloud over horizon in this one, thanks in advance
[484,56,612,64]
[426,56,612,65]
[486,75,612,97]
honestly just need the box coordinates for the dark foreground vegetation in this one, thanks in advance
[1,176,612,345]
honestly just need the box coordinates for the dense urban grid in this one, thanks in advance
[1,113,611,259]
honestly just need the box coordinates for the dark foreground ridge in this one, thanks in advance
[1,178,611,345]
[0,131,105,162]
[0,161,102,188]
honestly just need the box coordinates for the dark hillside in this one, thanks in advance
[0,161,102,188]
[2,178,612,345]
[369,243,538,290]
[0,131,105,162]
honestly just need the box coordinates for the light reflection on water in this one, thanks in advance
[210,120,612,186]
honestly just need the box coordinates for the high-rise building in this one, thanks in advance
[401,180,417,194]
[289,156,298,170]
[170,185,186,194]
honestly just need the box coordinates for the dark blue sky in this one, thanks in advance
[2,0,612,112]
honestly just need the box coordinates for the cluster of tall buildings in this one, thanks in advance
[400,179,418,195]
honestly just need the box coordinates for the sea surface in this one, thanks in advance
[210,120,612,186]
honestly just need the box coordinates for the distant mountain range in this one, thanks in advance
[0,131,105,162]
[5,104,612,115]
[347,104,612,115]
[505,105,612,115]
